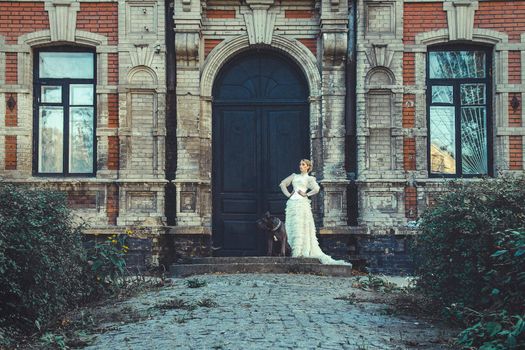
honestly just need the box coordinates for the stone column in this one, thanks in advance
[319,0,350,228]
[173,0,207,228]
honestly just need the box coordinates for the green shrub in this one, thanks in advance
[411,176,525,349]
[0,184,96,334]
[412,176,525,308]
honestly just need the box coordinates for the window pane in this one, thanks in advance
[461,107,488,175]
[39,106,63,173]
[432,86,453,104]
[70,84,94,105]
[39,52,94,79]
[461,84,485,105]
[430,106,456,174]
[41,86,62,103]
[429,51,485,79]
[69,107,94,173]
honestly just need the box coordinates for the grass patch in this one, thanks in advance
[196,298,218,308]
[186,278,207,288]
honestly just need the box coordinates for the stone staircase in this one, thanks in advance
[170,256,358,278]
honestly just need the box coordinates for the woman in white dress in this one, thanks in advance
[279,159,352,266]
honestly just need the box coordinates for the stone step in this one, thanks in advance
[170,260,355,278]
[181,256,321,265]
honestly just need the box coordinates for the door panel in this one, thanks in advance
[263,107,309,219]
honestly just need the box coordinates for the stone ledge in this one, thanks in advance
[319,226,367,235]
[167,226,212,235]
[170,259,355,278]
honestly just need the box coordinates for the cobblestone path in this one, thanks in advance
[83,274,454,350]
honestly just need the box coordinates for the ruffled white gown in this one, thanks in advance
[279,173,352,267]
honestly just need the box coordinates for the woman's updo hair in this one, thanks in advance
[301,159,313,173]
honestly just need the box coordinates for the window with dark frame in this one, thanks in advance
[427,46,492,177]
[33,48,96,176]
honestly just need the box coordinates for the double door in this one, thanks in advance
[212,104,309,256]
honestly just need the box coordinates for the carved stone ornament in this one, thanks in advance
[175,32,200,66]
[322,32,347,67]
[243,0,276,45]
[182,0,191,12]
[130,43,156,67]
[366,44,394,68]
[443,0,479,41]
[45,0,80,42]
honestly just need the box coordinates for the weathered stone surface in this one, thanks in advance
[83,274,455,349]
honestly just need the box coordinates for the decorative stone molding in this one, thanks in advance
[201,34,321,97]
[366,67,395,87]
[130,44,156,68]
[18,30,108,48]
[415,28,508,46]
[322,32,347,67]
[175,32,200,66]
[127,66,158,85]
[365,44,395,68]
[243,0,276,45]
[44,0,80,42]
[182,0,191,12]
[443,0,479,41]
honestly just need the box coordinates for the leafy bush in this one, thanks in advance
[0,184,96,334]
[412,176,525,308]
[412,176,525,349]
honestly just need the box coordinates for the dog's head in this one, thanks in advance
[256,211,274,232]
[256,211,282,232]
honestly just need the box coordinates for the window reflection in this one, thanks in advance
[429,51,485,79]
[39,52,94,79]
[430,106,456,174]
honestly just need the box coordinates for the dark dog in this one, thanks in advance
[256,211,291,257]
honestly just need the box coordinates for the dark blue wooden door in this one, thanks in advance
[212,51,309,256]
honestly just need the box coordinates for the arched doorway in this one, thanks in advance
[212,50,310,256]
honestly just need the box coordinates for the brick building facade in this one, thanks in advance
[1,0,524,272]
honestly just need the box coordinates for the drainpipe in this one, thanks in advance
[165,0,177,225]
[345,0,358,226]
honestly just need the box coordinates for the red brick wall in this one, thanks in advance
[108,93,119,128]
[77,2,118,45]
[509,93,522,127]
[108,136,119,170]
[108,53,118,85]
[5,53,17,84]
[403,94,415,128]
[5,135,17,170]
[68,191,97,209]
[285,10,315,19]
[475,1,525,43]
[403,137,416,170]
[403,52,415,85]
[509,51,521,84]
[205,9,236,19]
[204,39,223,57]
[509,136,523,170]
[405,186,417,219]
[106,183,119,225]
[298,38,317,56]
[403,2,447,45]
[5,94,17,127]
[0,2,48,44]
